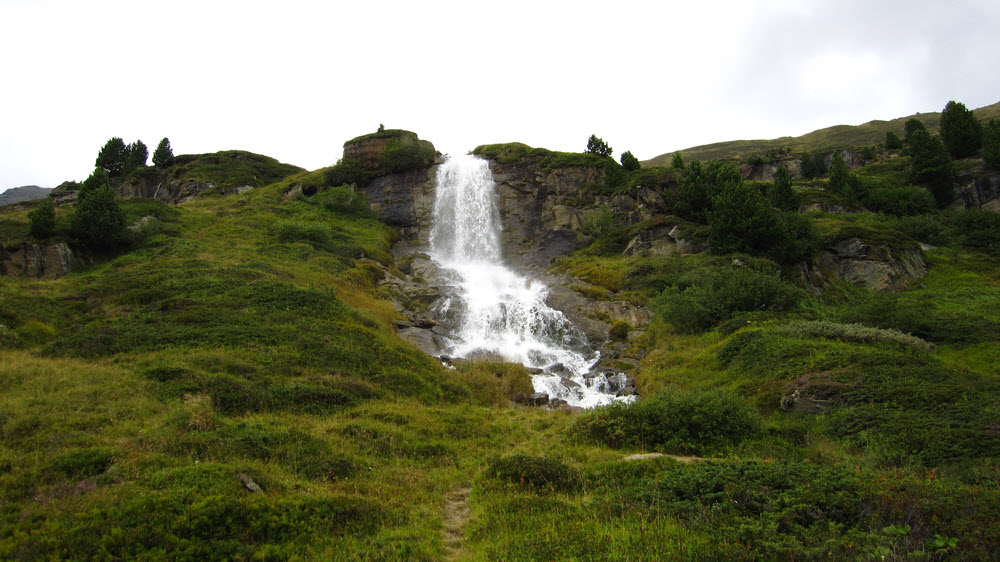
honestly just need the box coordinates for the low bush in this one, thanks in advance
[485,454,580,492]
[651,266,803,333]
[318,185,374,217]
[864,185,936,216]
[774,320,934,351]
[573,388,761,454]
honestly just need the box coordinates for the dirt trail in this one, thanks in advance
[441,485,472,561]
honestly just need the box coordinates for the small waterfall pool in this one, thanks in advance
[427,154,632,408]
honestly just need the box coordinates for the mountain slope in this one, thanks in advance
[0,185,52,206]
[645,100,1000,166]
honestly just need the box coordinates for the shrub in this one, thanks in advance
[48,447,114,479]
[318,185,373,217]
[485,455,580,492]
[70,184,127,249]
[651,267,803,333]
[768,165,798,212]
[609,321,630,341]
[863,185,936,216]
[908,128,954,207]
[949,209,1000,252]
[774,320,934,351]
[573,388,761,454]
[324,158,372,187]
[377,134,435,173]
[272,220,333,250]
[885,214,946,245]
[983,119,1000,170]
[27,197,56,238]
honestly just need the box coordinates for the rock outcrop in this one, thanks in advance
[955,169,1000,211]
[800,237,927,292]
[0,242,81,278]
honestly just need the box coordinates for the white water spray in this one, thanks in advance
[429,154,631,408]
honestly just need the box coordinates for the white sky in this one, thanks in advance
[2,0,999,191]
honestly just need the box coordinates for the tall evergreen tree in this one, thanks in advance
[123,140,148,175]
[671,151,685,169]
[904,118,926,144]
[799,152,814,179]
[152,137,174,167]
[983,119,1000,170]
[768,165,798,212]
[940,100,982,158]
[812,153,827,177]
[620,150,641,171]
[908,128,955,207]
[885,131,903,150]
[829,151,850,196]
[96,137,127,177]
[586,135,613,158]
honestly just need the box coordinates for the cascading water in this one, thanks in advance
[429,154,632,408]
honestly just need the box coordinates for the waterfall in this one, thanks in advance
[429,154,631,408]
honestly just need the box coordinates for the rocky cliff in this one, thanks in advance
[0,242,82,278]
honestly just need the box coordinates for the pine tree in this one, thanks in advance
[885,131,903,150]
[799,152,814,179]
[908,128,955,207]
[940,100,982,158]
[96,137,127,177]
[829,151,850,195]
[123,140,148,175]
[71,183,127,249]
[79,168,111,203]
[620,150,640,171]
[672,152,685,170]
[904,119,926,144]
[586,135,613,158]
[153,137,174,167]
[28,197,56,238]
[768,165,798,212]
[983,119,1000,170]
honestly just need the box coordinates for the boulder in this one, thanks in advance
[812,237,927,292]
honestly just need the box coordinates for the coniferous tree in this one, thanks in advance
[829,151,850,196]
[940,100,982,158]
[28,197,56,238]
[620,151,641,171]
[71,183,126,249]
[672,151,685,169]
[79,168,111,203]
[96,137,127,177]
[123,140,148,175]
[799,152,814,179]
[812,153,827,177]
[983,119,1000,170]
[586,135,613,158]
[885,131,903,150]
[152,137,174,167]
[768,165,798,212]
[908,128,955,207]
[904,118,926,144]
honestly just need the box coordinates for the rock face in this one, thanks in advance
[801,237,927,292]
[357,166,439,243]
[0,242,80,278]
[623,224,710,258]
[955,170,1000,211]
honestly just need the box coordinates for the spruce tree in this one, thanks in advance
[799,152,814,179]
[620,151,640,171]
[152,137,174,167]
[123,140,148,175]
[940,100,982,158]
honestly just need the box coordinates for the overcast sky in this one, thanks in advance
[2,0,999,191]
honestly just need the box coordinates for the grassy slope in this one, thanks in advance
[645,100,1000,166]
[3,142,1000,560]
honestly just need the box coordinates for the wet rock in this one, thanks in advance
[397,327,444,356]
[529,393,550,406]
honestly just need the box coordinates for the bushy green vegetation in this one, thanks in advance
[168,150,304,190]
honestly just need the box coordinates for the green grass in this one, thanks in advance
[4,136,1000,560]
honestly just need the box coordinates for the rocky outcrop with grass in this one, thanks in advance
[0,242,78,278]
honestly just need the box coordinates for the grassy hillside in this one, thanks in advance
[3,130,1000,560]
[645,101,1000,166]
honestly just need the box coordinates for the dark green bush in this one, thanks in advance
[27,197,55,238]
[885,214,947,245]
[651,267,803,333]
[318,186,374,217]
[324,158,372,187]
[49,447,114,479]
[377,135,435,173]
[574,388,760,454]
[609,321,630,341]
[864,185,936,216]
[485,455,580,492]
[949,209,1000,252]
